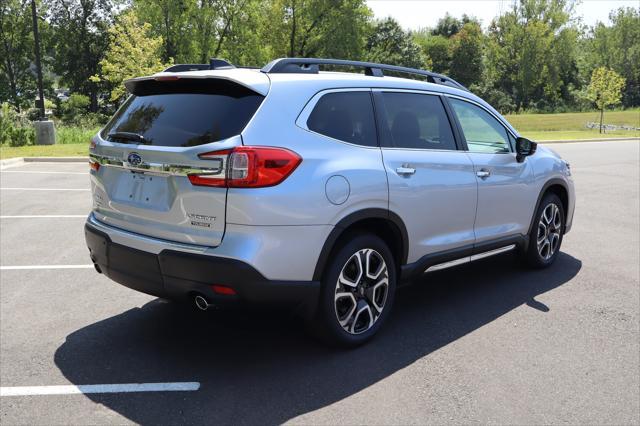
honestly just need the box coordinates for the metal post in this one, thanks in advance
[31,0,45,121]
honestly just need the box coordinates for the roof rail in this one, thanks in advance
[260,58,468,91]
[164,58,235,73]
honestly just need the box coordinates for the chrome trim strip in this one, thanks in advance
[470,244,516,261]
[426,257,470,272]
[425,244,516,273]
[89,153,225,176]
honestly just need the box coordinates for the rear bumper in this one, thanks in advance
[85,220,320,314]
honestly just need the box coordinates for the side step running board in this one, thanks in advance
[425,244,516,273]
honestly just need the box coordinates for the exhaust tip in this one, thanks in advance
[194,295,210,311]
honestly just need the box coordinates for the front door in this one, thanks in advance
[446,97,535,244]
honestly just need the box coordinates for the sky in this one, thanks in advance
[366,0,639,30]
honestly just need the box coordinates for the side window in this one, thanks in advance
[307,91,377,147]
[379,92,457,150]
[449,98,511,153]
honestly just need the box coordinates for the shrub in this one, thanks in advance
[56,93,110,127]
[60,93,91,124]
[0,103,35,147]
[26,108,42,121]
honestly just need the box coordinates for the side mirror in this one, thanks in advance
[516,137,537,163]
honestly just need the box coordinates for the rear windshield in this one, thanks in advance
[101,79,264,147]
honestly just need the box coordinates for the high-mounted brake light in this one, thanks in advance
[188,146,302,188]
[154,75,180,81]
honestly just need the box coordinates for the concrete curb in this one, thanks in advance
[0,157,25,170]
[22,156,88,163]
[1,156,88,170]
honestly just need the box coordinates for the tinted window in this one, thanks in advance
[380,92,456,150]
[307,92,377,147]
[449,99,511,153]
[101,79,264,147]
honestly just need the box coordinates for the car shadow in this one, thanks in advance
[54,252,581,425]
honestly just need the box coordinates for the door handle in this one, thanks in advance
[396,166,416,176]
[476,169,491,178]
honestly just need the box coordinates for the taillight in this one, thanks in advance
[187,174,226,187]
[189,146,301,188]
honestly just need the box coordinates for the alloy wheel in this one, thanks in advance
[537,203,562,260]
[334,248,389,335]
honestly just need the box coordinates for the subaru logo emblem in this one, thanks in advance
[127,152,142,167]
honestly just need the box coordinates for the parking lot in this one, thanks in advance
[0,140,638,425]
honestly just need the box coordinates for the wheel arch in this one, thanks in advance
[312,209,408,282]
[528,178,570,236]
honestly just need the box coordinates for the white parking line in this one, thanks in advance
[0,265,94,270]
[0,187,89,191]
[0,171,87,175]
[0,215,86,219]
[0,382,201,396]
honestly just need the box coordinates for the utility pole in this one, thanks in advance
[31,0,55,145]
[31,0,45,121]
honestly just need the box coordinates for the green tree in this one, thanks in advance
[192,0,270,66]
[0,0,38,111]
[585,67,626,133]
[46,0,114,111]
[413,31,450,74]
[133,0,197,63]
[365,18,430,69]
[264,0,370,60]
[581,8,640,107]
[94,10,171,104]
[484,0,579,111]
[431,13,479,38]
[449,22,483,87]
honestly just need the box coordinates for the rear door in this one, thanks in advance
[89,77,266,246]
[374,90,478,262]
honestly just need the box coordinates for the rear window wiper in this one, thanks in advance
[107,131,152,145]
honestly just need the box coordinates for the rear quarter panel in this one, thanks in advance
[231,81,388,226]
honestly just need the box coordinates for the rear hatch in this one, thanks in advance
[89,73,268,246]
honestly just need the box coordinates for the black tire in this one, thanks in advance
[524,193,565,268]
[312,232,397,348]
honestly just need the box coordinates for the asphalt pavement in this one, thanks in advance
[0,140,638,425]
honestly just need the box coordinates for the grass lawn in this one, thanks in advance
[0,143,88,159]
[505,109,639,141]
[1,111,638,159]
[0,125,99,159]
[521,129,639,141]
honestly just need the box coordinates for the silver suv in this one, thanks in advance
[85,58,575,346]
